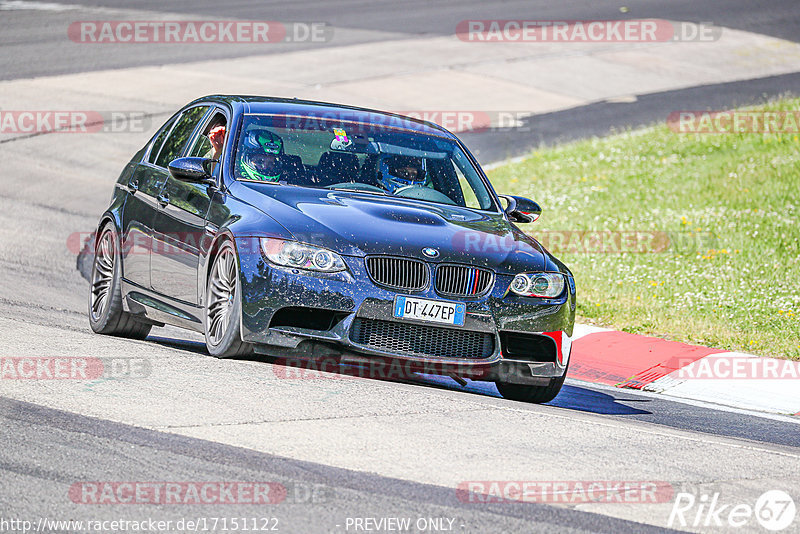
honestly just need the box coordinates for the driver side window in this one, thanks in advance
[189,111,227,159]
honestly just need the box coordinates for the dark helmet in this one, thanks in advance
[379,155,426,192]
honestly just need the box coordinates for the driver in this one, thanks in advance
[379,155,426,193]
[239,128,284,182]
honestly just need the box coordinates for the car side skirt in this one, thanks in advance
[120,279,204,333]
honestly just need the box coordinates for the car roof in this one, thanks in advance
[187,95,456,138]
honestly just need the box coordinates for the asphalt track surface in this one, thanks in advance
[2,398,679,534]
[3,0,800,79]
[3,0,800,160]
[1,1,800,533]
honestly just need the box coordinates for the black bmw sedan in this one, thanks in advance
[89,95,576,403]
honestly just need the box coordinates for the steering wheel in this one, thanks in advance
[393,185,457,205]
[326,182,385,193]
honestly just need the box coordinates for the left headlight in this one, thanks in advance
[510,272,565,298]
[260,238,346,273]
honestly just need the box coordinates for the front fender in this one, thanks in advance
[198,191,295,308]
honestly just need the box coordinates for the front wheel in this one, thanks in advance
[204,241,251,358]
[495,371,567,404]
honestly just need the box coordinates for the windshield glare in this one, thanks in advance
[234,113,496,211]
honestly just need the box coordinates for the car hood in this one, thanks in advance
[236,183,551,274]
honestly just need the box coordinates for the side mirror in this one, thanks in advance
[168,157,217,185]
[500,195,541,223]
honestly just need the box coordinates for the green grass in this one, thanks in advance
[487,97,800,360]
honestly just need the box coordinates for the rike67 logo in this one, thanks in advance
[669,489,796,531]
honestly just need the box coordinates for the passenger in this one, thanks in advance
[238,129,284,182]
[379,155,427,193]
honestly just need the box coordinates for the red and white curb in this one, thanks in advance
[569,324,800,416]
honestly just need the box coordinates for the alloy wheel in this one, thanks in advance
[207,247,237,345]
[90,230,115,321]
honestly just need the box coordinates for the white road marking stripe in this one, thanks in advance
[571,323,612,340]
[643,352,800,415]
[0,0,80,11]
[568,377,800,425]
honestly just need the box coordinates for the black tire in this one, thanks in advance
[88,223,151,340]
[204,240,252,358]
[496,370,567,404]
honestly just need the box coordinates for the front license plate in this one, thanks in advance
[393,296,466,326]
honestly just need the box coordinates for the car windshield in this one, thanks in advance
[233,113,497,211]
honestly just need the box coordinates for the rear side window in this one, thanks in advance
[147,114,178,165]
[154,106,209,168]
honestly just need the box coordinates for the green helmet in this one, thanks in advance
[239,129,284,182]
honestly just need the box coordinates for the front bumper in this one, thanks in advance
[235,238,576,385]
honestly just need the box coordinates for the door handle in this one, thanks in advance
[157,193,170,206]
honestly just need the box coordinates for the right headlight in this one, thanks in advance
[260,238,346,273]
[510,272,565,298]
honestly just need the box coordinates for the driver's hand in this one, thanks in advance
[209,126,226,153]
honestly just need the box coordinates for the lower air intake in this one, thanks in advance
[350,318,494,359]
